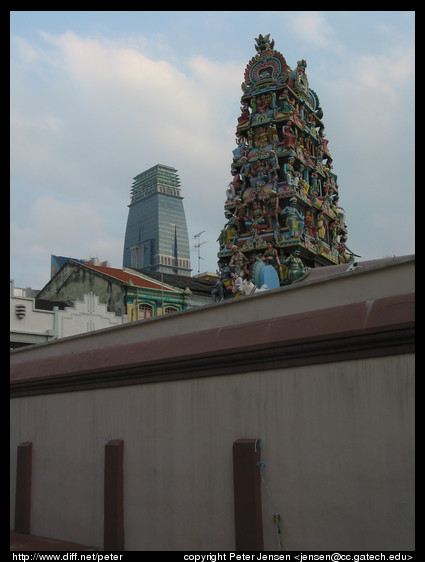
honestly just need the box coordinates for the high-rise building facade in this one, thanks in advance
[123,164,192,276]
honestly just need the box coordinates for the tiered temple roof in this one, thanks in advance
[215,34,356,299]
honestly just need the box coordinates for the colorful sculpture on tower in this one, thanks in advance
[214,34,356,300]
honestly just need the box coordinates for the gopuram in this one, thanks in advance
[214,34,357,301]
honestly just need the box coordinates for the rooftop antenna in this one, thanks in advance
[193,230,206,276]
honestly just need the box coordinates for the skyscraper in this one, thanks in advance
[123,164,192,276]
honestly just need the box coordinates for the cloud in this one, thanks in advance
[285,11,344,53]
[11,196,124,287]
[33,31,237,170]
[12,196,119,254]
[350,48,414,104]
[11,35,42,63]
[305,34,414,260]
[10,17,415,288]
[10,30,240,285]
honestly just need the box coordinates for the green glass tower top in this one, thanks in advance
[130,164,182,204]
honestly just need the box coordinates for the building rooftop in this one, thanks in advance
[80,263,171,290]
[82,262,215,296]
[129,267,215,296]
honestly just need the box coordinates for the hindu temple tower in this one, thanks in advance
[217,34,355,289]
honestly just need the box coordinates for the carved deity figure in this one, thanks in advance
[281,197,305,237]
[278,88,293,113]
[229,245,249,276]
[281,249,309,284]
[217,216,237,250]
[237,103,250,126]
[211,263,232,302]
[282,121,297,149]
[304,210,316,238]
[283,157,295,185]
[309,171,319,197]
[244,201,266,230]
[240,158,251,192]
[316,212,326,240]
[262,242,283,278]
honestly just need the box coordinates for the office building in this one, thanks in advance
[123,164,192,275]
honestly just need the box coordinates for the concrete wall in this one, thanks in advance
[10,355,414,551]
[10,256,415,551]
[14,255,414,359]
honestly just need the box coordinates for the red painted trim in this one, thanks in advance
[14,442,32,535]
[10,294,414,397]
[104,440,124,551]
[233,439,264,551]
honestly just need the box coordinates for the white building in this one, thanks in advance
[10,280,127,349]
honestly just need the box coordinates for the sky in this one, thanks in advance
[10,11,415,289]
